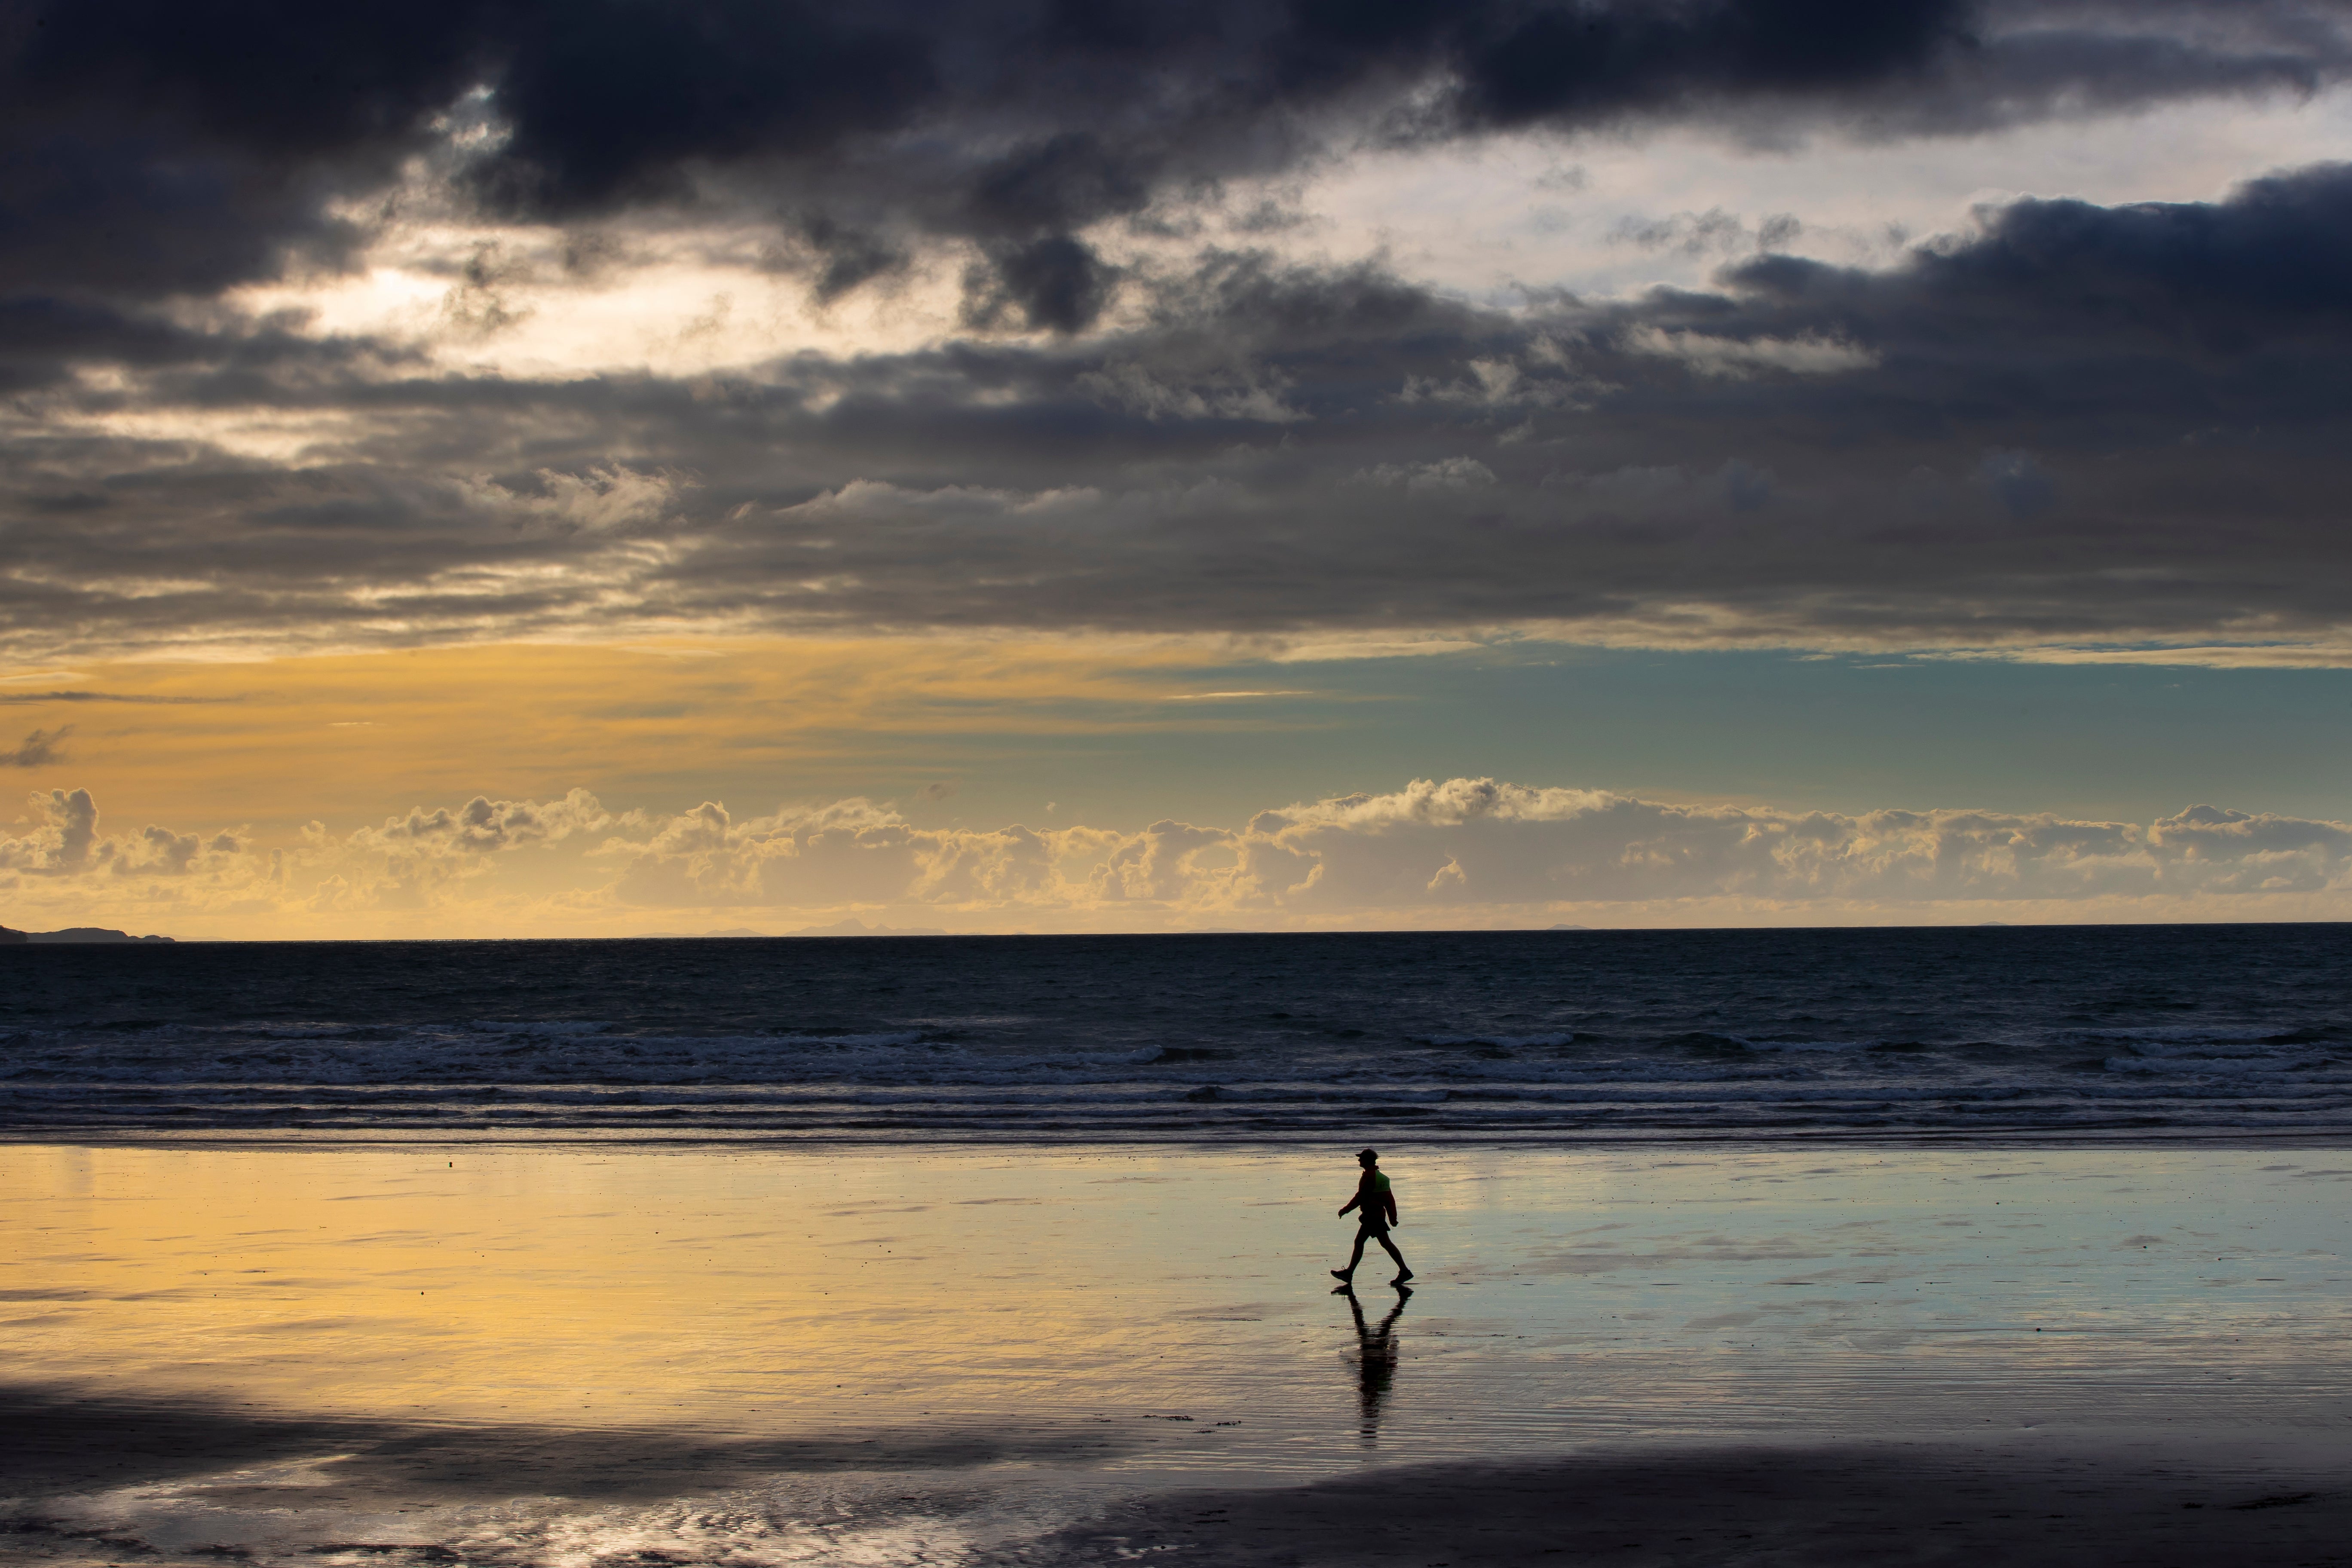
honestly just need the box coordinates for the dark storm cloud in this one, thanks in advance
[6,0,2352,654]
[472,0,938,215]
[0,296,405,395]
[6,162,2352,656]
[3,0,2347,331]
[964,235,1124,333]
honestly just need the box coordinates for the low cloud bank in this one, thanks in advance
[8,779,2350,937]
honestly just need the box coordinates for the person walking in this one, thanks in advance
[1331,1147,1412,1288]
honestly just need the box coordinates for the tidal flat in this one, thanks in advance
[4,1142,2348,1564]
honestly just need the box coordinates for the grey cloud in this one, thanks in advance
[0,692,241,704]
[3,725,69,766]
[5,0,2348,337]
[1614,208,1754,256]
[964,132,1155,240]
[1975,450,2055,519]
[0,295,395,397]
[1613,208,1806,258]
[7,164,2352,656]
[772,215,913,304]
[962,236,1122,334]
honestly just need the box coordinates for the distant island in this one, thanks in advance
[790,918,948,937]
[634,920,948,939]
[0,925,175,944]
[635,927,776,939]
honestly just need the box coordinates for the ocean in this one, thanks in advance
[3,924,2347,1142]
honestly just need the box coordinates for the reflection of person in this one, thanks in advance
[1330,1147,1413,1287]
[1344,1284,1408,1436]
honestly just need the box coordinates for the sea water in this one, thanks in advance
[3,925,2347,1141]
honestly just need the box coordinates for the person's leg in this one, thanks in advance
[1377,1233,1412,1282]
[1332,1228,1372,1280]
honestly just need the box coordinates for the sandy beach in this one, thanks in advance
[5,1142,2348,1564]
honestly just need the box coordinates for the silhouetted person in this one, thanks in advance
[1330,1146,1412,1286]
[1343,1282,1408,1437]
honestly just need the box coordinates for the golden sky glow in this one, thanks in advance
[6,640,2352,940]
[1,638,1313,833]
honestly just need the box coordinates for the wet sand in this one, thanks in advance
[3,1142,2347,1563]
[1008,1443,2352,1566]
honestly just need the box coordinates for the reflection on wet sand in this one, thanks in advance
[5,1142,2351,1565]
[1338,1286,1409,1441]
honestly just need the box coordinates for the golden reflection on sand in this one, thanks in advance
[13,1143,1314,1433]
[6,1141,2350,1471]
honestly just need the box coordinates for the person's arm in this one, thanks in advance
[1338,1191,1362,1217]
[1384,1186,1399,1226]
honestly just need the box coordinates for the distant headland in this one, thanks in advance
[634,919,948,938]
[0,925,175,944]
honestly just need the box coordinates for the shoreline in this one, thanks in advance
[9,1127,2352,1152]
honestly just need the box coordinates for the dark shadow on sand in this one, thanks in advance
[0,1378,1137,1504]
[998,1444,2352,1567]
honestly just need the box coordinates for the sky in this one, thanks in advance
[4,0,2352,937]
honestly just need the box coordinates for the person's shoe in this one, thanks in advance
[1391,1270,1414,1285]
[1330,1269,1354,1283]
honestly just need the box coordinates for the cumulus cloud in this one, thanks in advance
[599,796,1096,910]
[1216,780,2352,907]
[583,779,2352,919]
[0,786,230,880]
[12,778,2352,932]
[2,788,98,873]
[354,789,614,854]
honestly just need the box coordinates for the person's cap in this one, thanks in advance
[1357,1147,1378,1161]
